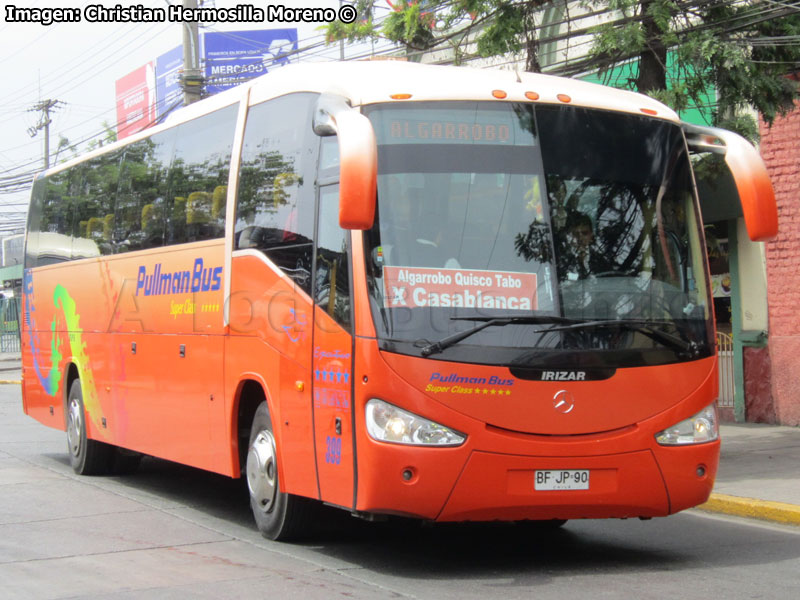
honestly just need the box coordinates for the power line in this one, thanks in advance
[3,0,797,183]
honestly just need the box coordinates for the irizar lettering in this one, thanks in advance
[541,371,587,381]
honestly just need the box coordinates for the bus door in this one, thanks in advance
[311,183,356,509]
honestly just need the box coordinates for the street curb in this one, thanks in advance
[698,493,800,526]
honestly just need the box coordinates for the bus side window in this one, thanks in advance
[315,185,351,333]
[25,179,45,267]
[115,131,176,253]
[319,136,339,175]
[74,152,121,257]
[234,93,318,295]
[27,169,80,266]
[40,169,75,239]
[169,104,237,245]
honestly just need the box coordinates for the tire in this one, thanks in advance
[246,401,315,541]
[66,379,114,475]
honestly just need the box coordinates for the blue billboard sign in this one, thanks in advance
[155,45,184,121]
[204,29,298,94]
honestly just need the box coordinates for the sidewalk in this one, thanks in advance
[699,422,800,526]
[0,351,20,382]
[0,354,796,526]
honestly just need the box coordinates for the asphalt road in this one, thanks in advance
[2,384,799,600]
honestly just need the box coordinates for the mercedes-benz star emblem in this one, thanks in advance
[553,390,575,414]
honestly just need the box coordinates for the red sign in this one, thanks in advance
[383,266,537,310]
[115,62,156,140]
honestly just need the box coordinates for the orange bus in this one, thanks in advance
[21,62,777,540]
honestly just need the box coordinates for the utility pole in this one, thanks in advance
[181,0,203,105]
[27,99,63,169]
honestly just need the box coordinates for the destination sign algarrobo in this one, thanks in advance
[389,120,512,143]
[383,266,537,310]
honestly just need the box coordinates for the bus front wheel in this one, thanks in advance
[246,401,313,541]
[66,379,114,475]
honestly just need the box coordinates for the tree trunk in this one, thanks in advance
[526,35,541,73]
[635,0,668,93]
[524,10,541,73]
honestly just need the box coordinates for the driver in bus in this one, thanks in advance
[561,211,599,281]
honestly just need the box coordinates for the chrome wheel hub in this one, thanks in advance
[67,398,82,457]
[246,430,277,514]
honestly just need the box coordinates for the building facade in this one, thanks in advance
[750,89,800,425]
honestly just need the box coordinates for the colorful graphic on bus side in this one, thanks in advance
[23,270,102,430]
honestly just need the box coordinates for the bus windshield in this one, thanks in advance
[363,102,713,368]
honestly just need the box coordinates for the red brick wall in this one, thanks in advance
[743,346,777,424]
[759,98,800,425]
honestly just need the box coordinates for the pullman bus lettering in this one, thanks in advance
[136,258,222,296]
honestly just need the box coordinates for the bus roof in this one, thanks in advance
[242,61,680,123]
[38,61,678,180]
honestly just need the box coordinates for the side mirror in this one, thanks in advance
[684,123,777,241]
[314,94,377,230]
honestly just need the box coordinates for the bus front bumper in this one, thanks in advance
[356,441,719,522]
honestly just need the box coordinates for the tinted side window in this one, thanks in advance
[74,151,121,257]
[315,185,352,332]
[27,104,237,266]
[31,165,100,265]
[25,178,46,267]
[115,129,176,252]
[170,104,237,244]
[40,166,82,238]
[235,93,317,295]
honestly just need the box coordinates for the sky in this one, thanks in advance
[0,0,395,233]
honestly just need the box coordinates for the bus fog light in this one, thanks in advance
[365,399,466,446]
[655,403,719,445]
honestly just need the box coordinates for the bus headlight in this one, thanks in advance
[655,403,719,445]
[365,399,466,446]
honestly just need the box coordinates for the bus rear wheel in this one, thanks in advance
[246,401,314,541]
[66,379,114,475]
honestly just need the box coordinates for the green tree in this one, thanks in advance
[54,136,78,164]
[327,1,552,69]
[327,1,800,129]
[86,120,118,151]
[583,0,800,129]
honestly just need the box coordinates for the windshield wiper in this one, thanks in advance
[419,316,699,358]
[419,315,580,357]
[540,319,700,357]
